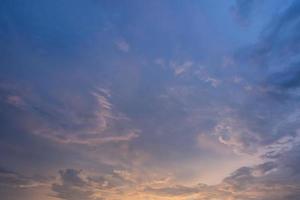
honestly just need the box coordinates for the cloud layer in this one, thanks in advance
[0,0,300,199]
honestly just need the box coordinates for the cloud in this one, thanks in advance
[170,60,194,76]
[51,168,138,200]
[194,68,221,87]
[52,169,96,200]
[146,127,300,199]
[197,133,231,154]
[202,76,220,88]
[224,0,300,154]
[263,132,300,159]
[115,39,130,52]
[5,95,26,108]
[237,1,300,85]
[144,152,300,199]
[268,63,300,89]
[0,167,55,200]
[207,104,300,156]
[210,117,262,154]
[0,84,140,145]
[0,167,48,189]
[1,2,300,200]
[0,82,30,109]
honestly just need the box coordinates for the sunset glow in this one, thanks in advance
[0,1,300,200]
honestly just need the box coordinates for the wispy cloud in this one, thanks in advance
[115,39,130,53]
[170,61,194,76]
[0,84,139,145]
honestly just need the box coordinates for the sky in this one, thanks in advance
[0,0,300,199]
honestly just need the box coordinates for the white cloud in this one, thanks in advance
[115,39,130,52]
[171,61,194,76]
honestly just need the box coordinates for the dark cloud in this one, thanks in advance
[146,148,300,199]
[215,0,300,154]
[52,183,94,200]
[58,169,86,187]
[237,1,300,84]
[52,169,94,200]
[52,168,135,200]
[0,167,40,188]
[0,167,52,200]
[268,63,300,89]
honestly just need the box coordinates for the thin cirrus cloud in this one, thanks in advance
[0,84,139,145]
[115,39,130,53]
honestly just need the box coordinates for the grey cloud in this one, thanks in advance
[0,168,39,188]
[223,161,278,189]
[215,0,300,154]
[52,169,94,200]
[238,1,300,85]
[144,136,300,199]
[142,143,299,199]
[58,169,86,187]
[268,63,300,89]
[52,183,94,200]
[52,168,134,200]
[210,96,300,154]
[145,156,299,200]
[0,167,53,200]
[87,170,134,189]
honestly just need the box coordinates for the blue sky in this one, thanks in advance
[0,0,300,199]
